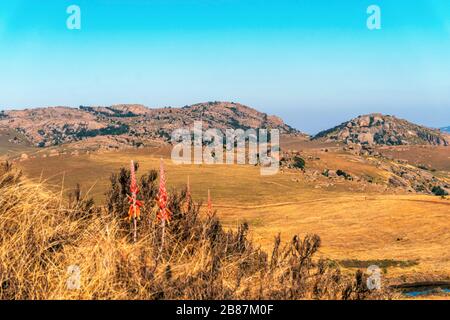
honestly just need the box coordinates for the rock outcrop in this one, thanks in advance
[314,113,449,146]
[0,102,300,148]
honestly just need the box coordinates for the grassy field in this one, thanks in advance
[15,147,450,286]
[376,145,450,172]
[219,195,450,281]
[1,162,396,300]
[0,129,35,160]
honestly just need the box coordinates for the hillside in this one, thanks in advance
[0,102,299,149]
[314,113,449,146]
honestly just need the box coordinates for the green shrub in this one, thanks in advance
[432,186,448,196]
[336,169,352,180]
[292,156,306,170]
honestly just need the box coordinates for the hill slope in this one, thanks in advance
[314,113,449,146]
[0,102,299,148]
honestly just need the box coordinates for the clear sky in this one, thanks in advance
[0,0,449,134]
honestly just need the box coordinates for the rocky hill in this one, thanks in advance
[0,102,299,148]
[314,113,449,146]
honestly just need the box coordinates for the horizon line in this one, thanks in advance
[1,102,448,135]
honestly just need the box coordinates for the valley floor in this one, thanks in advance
[13,147,450,292]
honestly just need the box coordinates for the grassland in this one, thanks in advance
[1,160,395,300]
[0,129,35,160]
[376,145,450,170]
[14,146,450,287]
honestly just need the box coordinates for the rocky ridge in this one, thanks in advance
[0,102,299,148]
[314,113,449,147]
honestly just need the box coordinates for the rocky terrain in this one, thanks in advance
[0,102,299,148]
[314,113,449,146]
[1,105,450,197]
[279,149,449,196]
[2,106,447,151]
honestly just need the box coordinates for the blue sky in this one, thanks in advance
[0,0,449,134]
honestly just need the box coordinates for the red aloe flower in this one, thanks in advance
[129,160,139,195]
[127,160,143,243]
[128,160,142,221]
[157,159,172,223]
[127,196,143,220]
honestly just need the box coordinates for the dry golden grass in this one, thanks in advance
[0,162,395,300]
[13,146,450,295]
[0,129,35,160]
[377,145,450,172]
[17,149,388,203]
[218,195,450,280]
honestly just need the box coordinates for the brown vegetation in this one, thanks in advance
[0,162,394,300]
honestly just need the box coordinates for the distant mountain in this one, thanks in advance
[440,126,450,133]
[314,113,449,146]
[0,102,300,148]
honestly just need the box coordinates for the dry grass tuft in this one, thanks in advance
[0,162,395,300]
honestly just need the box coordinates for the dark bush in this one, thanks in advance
[432,186,448,196]
[292,156,306,170]
[336,169,352,180]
